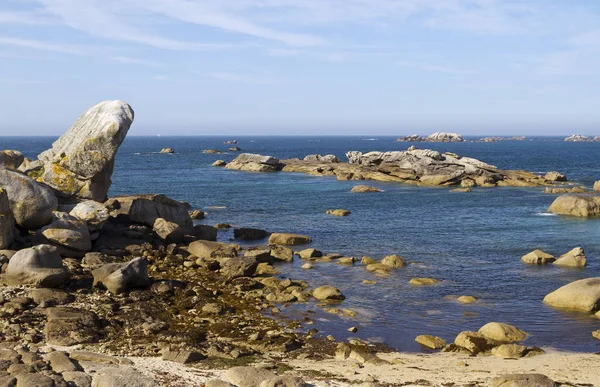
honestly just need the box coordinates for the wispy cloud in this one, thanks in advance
[0,36,83,54]
[0,10,50,25]
[111,56,164,67]
[398,60,476,75]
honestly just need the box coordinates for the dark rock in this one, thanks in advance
[234,228,270,241]
[44,307,101,346]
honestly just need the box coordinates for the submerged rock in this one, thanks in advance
[553,247,586,268]
[548,194,600,217]
[543,277,600,312]
[38,100,134,201]
[351,185,382,193]
[521,249,555,265]
[225,154,282,172]
[5,245,70,287]
[234,227,270,240]
[326,209,351,217]
[160,148,174,153]
[268,233,312,246]
[410,277,439,286]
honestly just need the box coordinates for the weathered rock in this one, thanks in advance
[478,322,527,343]
[220,257,258,279]
[5,245,70,287]
[544,171,567,182]
[565,134,593,142]
[28,288,74,307]
[44,351,80,373]
[594,181,600,192]
[454,331,492,354]
[159,148,174,153]
[491,344,528,359]
[297,248,322,259]
[234,228,270,241]
[105,194,193,234]
[188,240,238,261]
[260,376,306,387]
[521,249,555,265]
[91,366,159,387]
[14,373,54,387]
[269,245,293,262]
[415,335,446,350]
[351,185,382,193]
[153,218,184,243]
[490,373,555,387]
[192,225,218,241]
[189,210,205,219]
[313,286,345,301]
[381,254,405,268]
[161,349,205,364]
[553,247,586,268]
[225,154,282,172]
[268,233,312,246]
[548,194,600,217]
[41,212,92,251]
[326,209,351,217]
[70,200,109,232]
[543,277,600,312]
[37,100,134,201]
[92,257,150,294]
[457,295,478,304]
[62,372,92,387]
[44,307,100,346]
[397,132,465,142]
[225,366,276,387]
[0,150,24,169]
[0,189,15,249]
[0,168,58,229]
[593,330,600,340]
[409,278,439,286]
[212,160,227,167]
[303,154,339,163]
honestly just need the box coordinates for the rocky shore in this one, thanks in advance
[1,101,599,386]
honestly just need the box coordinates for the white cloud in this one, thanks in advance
[111,56,164,67]
[0,36,83,54]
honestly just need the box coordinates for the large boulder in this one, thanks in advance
[37,100,134,201]
[548,195,600,217]
[453,331,493,354]
[41,212,92,252]
[225,154,282,172]
[521,249,555,265]
[313,285,345,301]
[490,374,555,387]
[44,307,101,346]
[544,171,567,182]
[425,132,465,142]
[303,154,340,163]
[553,247,586,268]
[268,233,312,246]
[478,322,527,343]
[188,240,238,261]
[225,366,276,387]
[92,367,159,387]
[0,150,24,169]
[92,257,150,294]
[0,189,15,249]
[233,228,270,241]
[543,277,600,312]
[0,168,58,229]
[105,194,193,234]
[5,245,70,287]
[70,200,109,232]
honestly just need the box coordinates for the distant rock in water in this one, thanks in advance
[548,194,600,217]
[478,136,526,142]
[565,134,600,142]
[224,140,237,144]
[351,185,382,193]
[203,149,221,154]
[228,147,241,152]
[38,100,134,202]
[160,148,174,154]
[226,154,282,172]
[303,154,340,163]
[212,160,227,167]
[397,132,465,142]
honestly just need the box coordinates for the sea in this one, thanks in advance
[3,135,600,352]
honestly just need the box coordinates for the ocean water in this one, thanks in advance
[3,135,600,352]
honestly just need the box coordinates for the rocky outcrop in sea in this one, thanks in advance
[397,132,465,142]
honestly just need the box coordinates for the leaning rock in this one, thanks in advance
[0,168,58,229]
[5,245,70,287]
[225,366,276,387]
[454,331,492,354]
[153,218,184,243]
[268,233,312,246]
[490,374,555,387]
[543,277,600,312]
[0,188,15,249]
[478,322,527,343]
[37,100,134,201]
[415,335,446,350]
[351,185,382,193]
[521,249,555,265]
[553,247,586,268]
[70,200,109,232]
[92,367,159,387]
[44,307,100,346]
[105,194,193,234]
[225,154,282,172]
[313,285,345,301]
[0,150,24,169]
[41,212,92,252]
[544,171,566,182]
[92,257,150,294]
[548,194,600,217]
[491,344,527,359]
[297,248,322,259]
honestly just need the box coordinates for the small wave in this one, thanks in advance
[205,206,227,209]
[362,138,378,141]
[134,152,141,155]
[535,212,557,216]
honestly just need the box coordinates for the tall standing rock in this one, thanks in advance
[38,100,134,202]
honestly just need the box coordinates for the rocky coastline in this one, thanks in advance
[1,101,599,386]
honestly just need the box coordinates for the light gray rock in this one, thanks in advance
[543,277,600,312]
[105,194,193,234]
[303,154,340,163]
[17,157,44,176]
[0,150,24,169]
[38,100,134,201]
[153,217,184,243]
[70,200,109,232]
[553,247,586,268]
[91,366,159,387]
[565,134,591,142]
[426,132,465,142]
[0,188,15,249]
[490,373,555,387]
[225,154,282,172]
[5,245,70,287]
[41,212,92,252]
[0,168,58,229]
[92,257,150,294]
[62,372,92,387]
[44,351,80,373]
[225,366,276,387]
[521,249,555,265]
[260,376,306,387]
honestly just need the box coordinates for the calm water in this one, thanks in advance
[3,135,600,352]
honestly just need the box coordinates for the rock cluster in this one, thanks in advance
[225,154,282,172]
[397,132,465,142]
[565,134,600,142]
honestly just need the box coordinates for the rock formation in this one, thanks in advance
[548,195,600,217]
[225,154,282,172]
[397,132,465,142]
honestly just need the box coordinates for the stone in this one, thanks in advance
[225,366,276,387]
[381,254,405,268]
[326,209,351,217]
[159,148,174,153]
[543,277,600,312]
[14,373,54,387]
[301,263,312,269]
[426,132,465,142]
[188,240,238,260]
[28,289,74,307]
[5,245,70,287]
[244,248,274,263]
[0,150,24,169]
[361,256,376,265]
[260,376,306,387]
[44,351,80,373]
[0,189,15,249]
[202,303,223,314]
[220,257,258,280]
[491,344,528,359]
[37,100,134,201]
[153,218,184,243]
[269,245,294,262]
[478,322,527,343]
[62,372,92,387]
[225,154,282,173]
[161,349,205,364]
[457,295,477,304]
[206,381,236,387]
[593,330,600,340]
[212,160,227,167]
[490,374,555,387]
[105,194,193,234]
[415,335,446,350]
[190,225,217,243]
[313,286,345,301]
[366,263,393,272]
[409,278,439,286]
[41,212,92,251]
[92,257,150,294]
[44,307,100,346]
[454,331,492,354]
[70,200,109,232]
[351,185,382,193]
[69,351,132,365]
[233,228,270,241]
[0,375,15,387]
[450,187,471,193]
[548,194,600,217]
[594,181,600,192]
[189,210,205,219]
[521,249,555,265]
[0,168,58,229]
[544,171,567,182]
[303,154,340,163]
[268,233,312,246]
[297,248,322,259]
[91,366,159,387]
[553,247,586,268]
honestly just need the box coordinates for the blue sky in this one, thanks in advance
[1,0,599,136]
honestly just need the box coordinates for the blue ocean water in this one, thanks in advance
[3,135,600,352]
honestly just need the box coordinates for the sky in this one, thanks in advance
[1,0,600,136]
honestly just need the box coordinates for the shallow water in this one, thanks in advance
[3,135,600,352]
